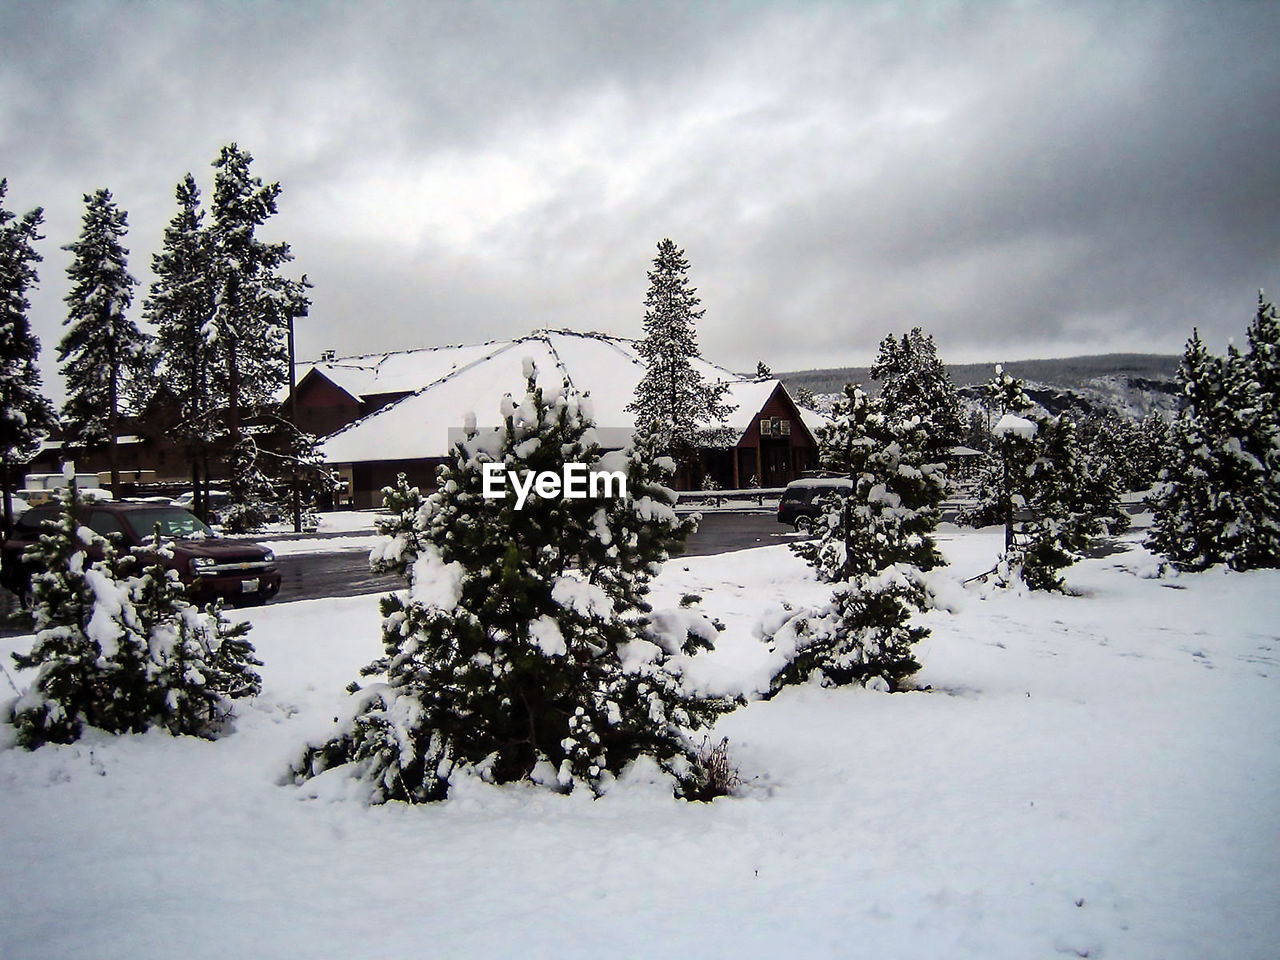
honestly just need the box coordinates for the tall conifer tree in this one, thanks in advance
[627,239,735,482]
[1150,302,1280,571]
[0,179,56,535]
[146,174,217,517]
[206,144,310,529]
[57,188,148,492]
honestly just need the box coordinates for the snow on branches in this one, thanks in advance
[1149,297,1280,571]
[293,363,736,803]
[5,488,261,748]
[772,383,947,692]
[964,366,1127,591]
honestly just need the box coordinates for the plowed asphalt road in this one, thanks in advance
[276,511,799,602]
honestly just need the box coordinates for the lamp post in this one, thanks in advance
[287,292,301,534]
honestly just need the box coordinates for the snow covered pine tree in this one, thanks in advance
[0,179,57,536]
[869,326,964,458]
[6,486,261,748]
[57,188,150,494]
[965,366,1120,591]
[146,174,219,521]
[204,144,311,531]
[292,361,735,802]
[1150,298,1280,571]
[626,238,736,479]
[773,383,947,691]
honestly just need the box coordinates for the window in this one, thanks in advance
[122,508,212,541]
[88,510,127,540]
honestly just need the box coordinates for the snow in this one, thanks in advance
[1,529,1278,959]
[255,512,385,555]
[994,413,1038,438]
[408,547,464,611]
[528,615,567,657]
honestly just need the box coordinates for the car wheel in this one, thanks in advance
[794,515,814,535]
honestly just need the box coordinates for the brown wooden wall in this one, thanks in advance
[293,373,363,439]
[350,457,448,509]
[723,384,819,489]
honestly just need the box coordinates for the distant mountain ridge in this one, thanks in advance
[778,353,1182,419]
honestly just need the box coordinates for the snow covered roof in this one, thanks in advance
[305,339,515,400]
[317,329,808,464]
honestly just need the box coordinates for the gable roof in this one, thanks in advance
[314,329,823,464]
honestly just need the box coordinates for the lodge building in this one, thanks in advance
[295,329,824,509]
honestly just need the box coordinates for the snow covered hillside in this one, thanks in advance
[1,529,1276,959]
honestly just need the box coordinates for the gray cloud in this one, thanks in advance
[2,1,1277,402]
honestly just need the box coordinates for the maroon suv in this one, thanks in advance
[1,501,281,606]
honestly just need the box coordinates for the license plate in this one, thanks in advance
[240,578,259,593]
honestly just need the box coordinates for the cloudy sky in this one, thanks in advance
[3,0,1278,400]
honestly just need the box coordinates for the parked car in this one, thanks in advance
[777,476,853,533]
[1,501,281,607]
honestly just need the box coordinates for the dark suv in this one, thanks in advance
[777,476,852,533]
[1,501,281,606]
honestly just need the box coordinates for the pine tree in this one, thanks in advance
[7,486,132,745]
[772,383,946,691]
[221,431,279,531]
[138,557,261,738]
[1131,413,1172,492]
[870,327,964,458]
[146,173,218,520]
[206,144,310,530]
[795,385,817,409]
[1074,423,1132,536]
[0,180,57,536]
[1015,413,1089,591]
[626,239,736,481]
[1148,332,1225,569]
[792,384,943,583]
[1240,295,1280,564]
[253,414,332,530]
[57,188,149,493]
[963,366,1113,591]
[963,366,1039,544]
[293,363,732,802]
[1078,409,1167,495]
[7,489,262,748]
[1150,304,1280,571]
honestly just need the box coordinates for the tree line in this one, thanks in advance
[0,144,324,537]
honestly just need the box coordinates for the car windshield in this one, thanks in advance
[122,508,213,541]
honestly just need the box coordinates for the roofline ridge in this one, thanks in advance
[304,336,509,366]
[538,331,581,396]
[320,339,519,441]
[308,328,650,368]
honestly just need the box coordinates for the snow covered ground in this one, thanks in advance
[1,528,1277,959]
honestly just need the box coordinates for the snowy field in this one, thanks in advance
[1,528,1277,959]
